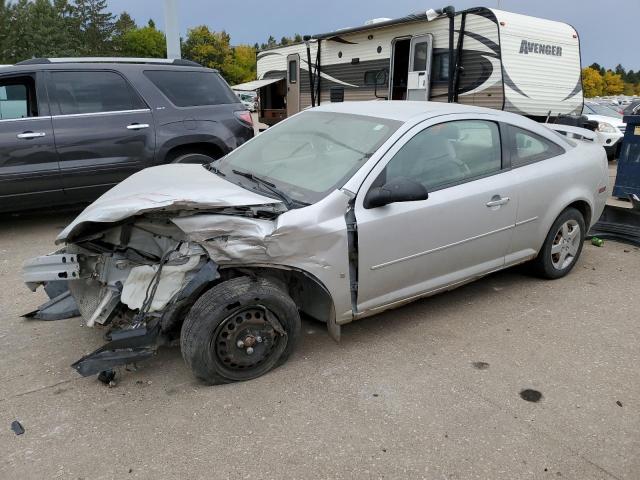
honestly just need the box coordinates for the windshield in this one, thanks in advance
[214,111,401,205]
[583,103,622,119]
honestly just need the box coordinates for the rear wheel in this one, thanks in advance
[530,208,585,279]
[180,276,301,385]
[171,152,215,164]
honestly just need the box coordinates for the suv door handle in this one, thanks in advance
[127,123,149,130]
[17,131,46,139]
[486,195,510,207]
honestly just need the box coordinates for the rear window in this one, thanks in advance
[144,70,238,107]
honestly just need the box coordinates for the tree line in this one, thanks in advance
[0,0,256,84]
[582,63,640,98]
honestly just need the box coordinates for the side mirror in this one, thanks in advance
[364,177,429,209]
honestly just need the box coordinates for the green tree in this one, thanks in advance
[225,44,255,84]
[0,0,79,62]
[121,25,166,58]
[182,26,233,72]
[112,11,136,53]
[72,0,115,55]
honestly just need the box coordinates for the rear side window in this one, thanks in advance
[50,71,146,115]
[0,76,38,119]
[508,125,565,166]
[145,70,238,107]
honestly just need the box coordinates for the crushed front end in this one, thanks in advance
[23,217,220,377]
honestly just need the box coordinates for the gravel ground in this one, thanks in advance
[0,209,638,480]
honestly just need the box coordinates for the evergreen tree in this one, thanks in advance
[113,11,136,53]
[72,0,115,55]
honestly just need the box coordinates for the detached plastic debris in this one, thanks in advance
[591,237,604,247]
[97,369,117,387]
[11,420,25,435]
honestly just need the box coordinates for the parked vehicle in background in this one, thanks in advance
[235,90,258,112]
[582,101,626,159]
[623,101,640,116]
[23,101,608,385]
[0,58,254,213]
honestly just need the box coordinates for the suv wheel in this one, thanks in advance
[172,152,215,164]
[180,277,301,385]
[531,207,585,279]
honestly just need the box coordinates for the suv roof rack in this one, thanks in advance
[16,57,202,67]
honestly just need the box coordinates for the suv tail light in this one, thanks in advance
[234,110,253,127]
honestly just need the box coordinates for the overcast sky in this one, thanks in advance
[106,0,640,70]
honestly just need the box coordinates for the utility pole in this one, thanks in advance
[164,0,181,59]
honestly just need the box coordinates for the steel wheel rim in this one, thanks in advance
[550,219,580,270]
[212,306,285,377]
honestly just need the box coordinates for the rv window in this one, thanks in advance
[432,52,450,83]
[288,60,297,84]
[364,70,387,86]
[412,42,429,72]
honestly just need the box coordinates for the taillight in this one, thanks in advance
[234,110,253,127]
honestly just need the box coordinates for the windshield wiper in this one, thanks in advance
[232,169,296,209]
[203,162,226,176]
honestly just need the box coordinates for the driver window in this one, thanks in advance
[383,120,501,192]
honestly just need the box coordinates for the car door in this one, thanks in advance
[0,71,62,212]
[47,69,155,203]
[354,117,518,313]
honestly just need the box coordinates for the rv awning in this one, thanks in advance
[231,77,285,91]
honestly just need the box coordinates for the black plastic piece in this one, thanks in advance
[11,420,25,435]
[97,370,116,385]
[22,289,79,321]
[71,324,161,377]
[588,205,640,246]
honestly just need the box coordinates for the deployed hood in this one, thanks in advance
[57,164,281,243]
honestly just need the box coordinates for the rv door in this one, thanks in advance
[286,53,300,116]
[407,34,433,101]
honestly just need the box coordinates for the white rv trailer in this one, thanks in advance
[242,7,583,125]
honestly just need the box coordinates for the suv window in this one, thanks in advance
[509,126,565,166]
[383,120,502,192]
[0,76,37,119]
[144,70,238,107]
[50,71,146,115]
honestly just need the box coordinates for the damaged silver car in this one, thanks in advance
[23,101,609,384]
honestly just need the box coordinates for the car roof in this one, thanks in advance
[312,101,501,122]
[0,62,215,74]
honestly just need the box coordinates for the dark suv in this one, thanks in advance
[0,58,253,213]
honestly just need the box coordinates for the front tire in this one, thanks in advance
[180,277,301,385]
[531,208,585,279]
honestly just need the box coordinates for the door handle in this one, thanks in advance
[17,131,46,139]
[486,196,510,207]
[127,123,150,130]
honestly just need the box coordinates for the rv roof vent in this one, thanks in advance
[364,18,392,26]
